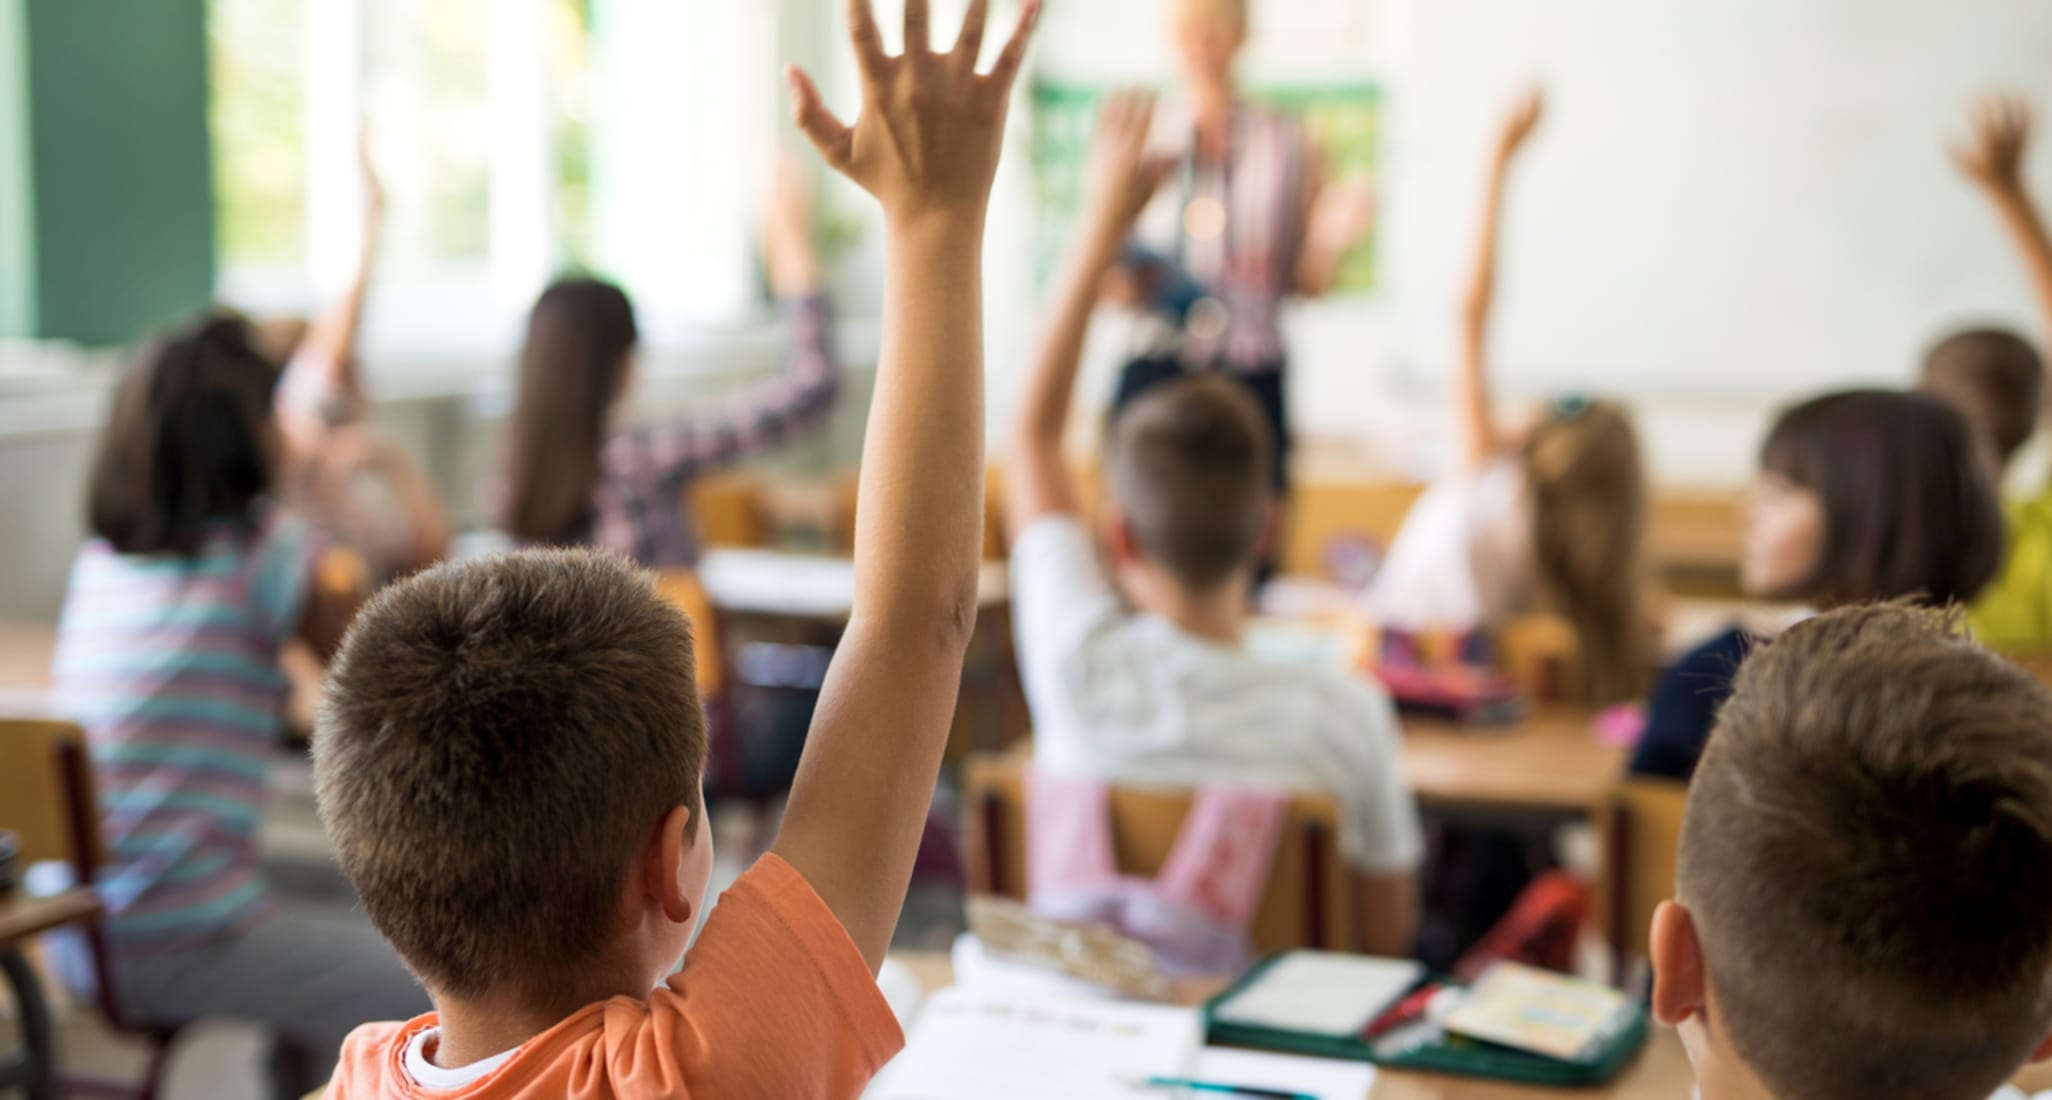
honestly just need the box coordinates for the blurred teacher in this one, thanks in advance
[1116,0,1373,500]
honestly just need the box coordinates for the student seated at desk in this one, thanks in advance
[1368,89,1653,706]
[497,157,842,569]
[1006,91,1423,958]
[317,5,1037,1094]
[1629,390,2003,780]
[1651,603,2052,1100]
[51,315,426,1089]
[1925,93,2052,650]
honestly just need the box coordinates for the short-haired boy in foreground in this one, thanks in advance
[315,2,1039,1094]
[1652,603,2052,1100]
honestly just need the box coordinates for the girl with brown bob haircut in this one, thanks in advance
[1629,388,2005,779]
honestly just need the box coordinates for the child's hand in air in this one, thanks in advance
[1954,93,2033,196]
[787,0,1042,229]
[1494,86,1546,163]
[357,130,387,223]
[1082,90,1175,242]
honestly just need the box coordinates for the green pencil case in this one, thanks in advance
[1202,954,1651,1088]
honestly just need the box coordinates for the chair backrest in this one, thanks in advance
[1496,614,1582,704]
[690,473,769,551]
[1601,777,1691,983]
[653,570,725,699]
[0,718,104,878]
[962,752,1358,954]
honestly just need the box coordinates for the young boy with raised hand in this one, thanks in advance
[1935,94,2052,650]
[314,1,1039,1094]
[1005,91,1424,957]
[1652,603,2052,1100]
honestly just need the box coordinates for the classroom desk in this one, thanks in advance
[885,950,1696,1099]
[1,888,103,1100]
[1401,709,1623,824]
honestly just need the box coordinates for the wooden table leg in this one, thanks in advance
[0,947,56,1100]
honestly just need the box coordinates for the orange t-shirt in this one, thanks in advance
[325,854,905,1099]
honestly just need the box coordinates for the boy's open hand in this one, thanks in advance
[1083,90,1174,240]
[787,0,1042,228]
[1954,94,2033,195]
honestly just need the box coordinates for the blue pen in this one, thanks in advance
[1141,1077,1316,1100]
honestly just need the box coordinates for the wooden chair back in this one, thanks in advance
[1601,777,1691,984]
[962,753,1357,954]
[1496,614,1583,704]
[654,570,725,698]
[0,719,104,878]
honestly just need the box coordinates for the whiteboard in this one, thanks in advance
[1377,0,2052,397]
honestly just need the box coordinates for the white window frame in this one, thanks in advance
[213,0,785,371]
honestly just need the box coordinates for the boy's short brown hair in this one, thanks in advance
[1107,374,1274,593]
[314,549,705,999]
[1679,603,2052,1100]
[1921,327,2044,467]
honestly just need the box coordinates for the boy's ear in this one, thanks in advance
[1650,899,1707,1027]
[2030,1031,2052,1066]
[1252,496,1281,560]
[1105,510,1141,568]
[642,805,698,926]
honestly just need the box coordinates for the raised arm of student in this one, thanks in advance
[614,162,845,484]
[773,0,1040,972]
[278,133,385,461]
[1454,88,1544,473]
[1007,91,1173,535]
[1296,147,1375,299]
[1954,94,2052,346]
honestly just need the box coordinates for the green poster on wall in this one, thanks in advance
[1030,79,1381,294]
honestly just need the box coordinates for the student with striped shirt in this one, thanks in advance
[51,316,426,1093]
[498,166,843,567]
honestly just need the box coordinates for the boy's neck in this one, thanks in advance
[429,964,653,1069]
[1122,564,1249,646]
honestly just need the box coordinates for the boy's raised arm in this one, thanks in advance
[1007,91,1172,535]
[1954,94,2052,351]
[1453,88,1543,472]
[772,0,1039,971]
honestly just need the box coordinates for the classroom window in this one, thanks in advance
[361,0,496,277]
[207,0,774,350]
[209,0,307,275]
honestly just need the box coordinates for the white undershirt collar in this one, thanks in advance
[403,1026,519,1090]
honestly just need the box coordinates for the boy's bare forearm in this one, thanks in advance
[858,220,989,635]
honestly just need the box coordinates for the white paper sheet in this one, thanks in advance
[1211,952,1425,1038]
[866,989,1202,1100]
[1193,1048,1379,1100]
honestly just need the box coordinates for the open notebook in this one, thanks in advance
[866,988,1376,1100]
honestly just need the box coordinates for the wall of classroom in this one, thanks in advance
[993,0,2052,435]
[0,0,216,346]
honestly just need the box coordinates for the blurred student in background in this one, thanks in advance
[52,316,426,1093]
[1926,93,2052,651]
[1009,92,1422,960]
[1629,390,2004,780]
[1370,89,1654,706]
[1111,0,1376,506]
[266,135,450,582]
[498,166,841,568]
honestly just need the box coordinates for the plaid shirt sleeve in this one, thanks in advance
[607,293,844,491]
